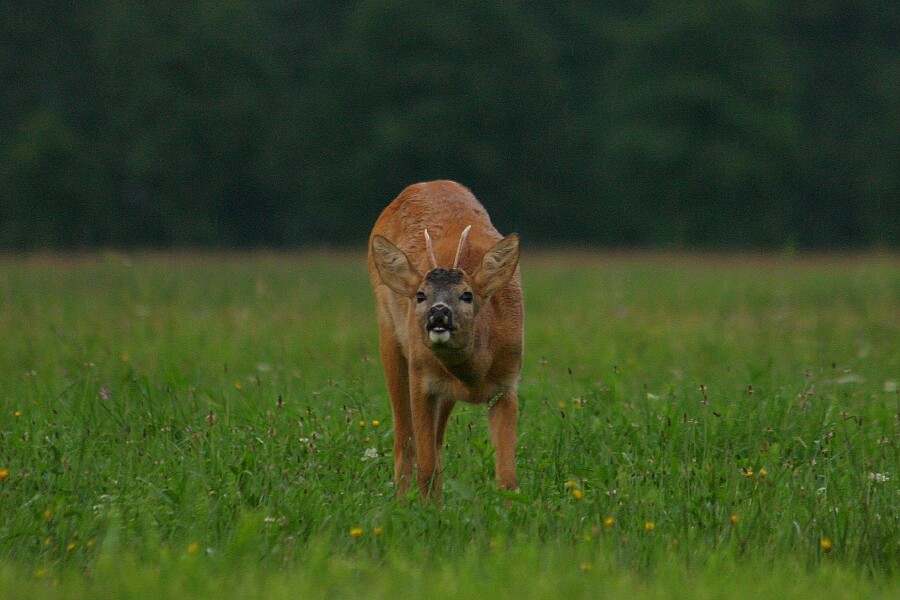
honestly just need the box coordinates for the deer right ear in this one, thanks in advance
[472,233,519,299]
[371,235,421,297]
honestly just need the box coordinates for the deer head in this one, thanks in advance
[371,228,520,353]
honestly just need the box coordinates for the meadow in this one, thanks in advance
[0,251,897,599]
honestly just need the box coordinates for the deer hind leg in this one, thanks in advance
[379,332,414,497]
[432,397,456,494]
[435,397,456,451]
[488,391,519,490]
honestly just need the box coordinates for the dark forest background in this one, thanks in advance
[1,1,897,249]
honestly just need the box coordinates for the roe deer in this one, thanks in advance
[367,180,523,500]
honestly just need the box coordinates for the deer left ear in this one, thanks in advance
[472,234,519,299]
[372,235,421,297]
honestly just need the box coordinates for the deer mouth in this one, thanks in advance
[427,322,454,342]
[428,327,452,343]
[426,318,454,344]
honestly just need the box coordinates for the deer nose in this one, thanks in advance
[428,303,453,327]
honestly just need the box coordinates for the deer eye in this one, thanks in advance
[460,291,473,303]
[416,291,427,303]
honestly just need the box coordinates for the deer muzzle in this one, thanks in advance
[427,303,453,343]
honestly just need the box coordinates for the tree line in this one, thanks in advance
[1,1,897,249]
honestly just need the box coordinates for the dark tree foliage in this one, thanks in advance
[1,0,897,248]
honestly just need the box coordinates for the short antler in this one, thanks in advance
[453,225,472,269]
[424,229,439,270]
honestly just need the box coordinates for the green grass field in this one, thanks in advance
[1,252,897,599]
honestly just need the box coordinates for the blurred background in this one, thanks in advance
[1,1,897,250]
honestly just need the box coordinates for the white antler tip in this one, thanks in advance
[424,229,438,269]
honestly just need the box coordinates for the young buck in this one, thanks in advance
[367,180,523,500]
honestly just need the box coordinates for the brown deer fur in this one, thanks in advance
[367,180,523,500]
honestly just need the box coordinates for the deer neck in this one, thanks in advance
[429,341,484,387]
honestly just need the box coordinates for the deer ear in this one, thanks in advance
[371,235,421,297]
[472,234,519,299]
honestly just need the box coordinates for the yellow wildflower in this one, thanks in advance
[234,382,242,390]
[0,469,8,481]
[374,527,383,537]
[14,411,21,418]
[349,527,363,538]
[758,468,768,477]
[43,508,53,520]
[66,542,76,552]
[820,537,832,552]
[565,479,577,490]
[730,514,739,525]
[359,420,366,427]
[187,542,201,555]
[571,488,584,500]
[603,517,615,528]
[644,521,655,532]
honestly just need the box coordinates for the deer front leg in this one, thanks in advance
[379,330,414,497]
[488,391,519,490]
[409,371,441,500]
[391,402,415,497]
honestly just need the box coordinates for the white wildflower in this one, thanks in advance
[362,447,379,461]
